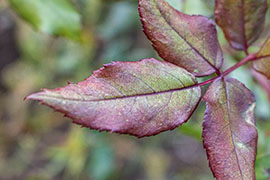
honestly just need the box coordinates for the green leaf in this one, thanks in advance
[9,0,81,39]
[203,77,258,180]
[88,143,114,180]
[26,58,202,138]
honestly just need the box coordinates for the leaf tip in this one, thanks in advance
[25,89,50,102]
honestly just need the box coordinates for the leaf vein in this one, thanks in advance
[154,2,218,73]
[224,81,245,180]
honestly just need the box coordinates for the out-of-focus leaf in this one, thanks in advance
[44,127,87,178]
[252,69,270,103]
[179,121,202,141]
[143,149,169,180]
[203,78,257,180]
[77,0,102,26]
[256,122,270,180]
[215,0,267,51]
[9,0,81,39]
[88,142,114,180]
[182,0,214,16]
[101,38,132,64]
[98,2,137,40]
[253,37,270,79]
[166,0,182,11]
[139,0,223,77]
[26,59,201,138]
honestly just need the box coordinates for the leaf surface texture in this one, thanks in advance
[139,0,223,77]
[203,78,257,180]
[215,0,267,51]
[27,59,201,137]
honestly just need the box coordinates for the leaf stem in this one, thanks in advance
[222,53,256,76]
[197,53,258,87]
[215,69,221,76]
[244,49,249,56]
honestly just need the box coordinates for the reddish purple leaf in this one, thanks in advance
[253,37,270,79]
[139,0,223,77]
[215,0,267,51]
[252,69,270,102]
[203,77,257,180]
[26,58,201,138]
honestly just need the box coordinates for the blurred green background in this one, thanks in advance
[0,0,269,179]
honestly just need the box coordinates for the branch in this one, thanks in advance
[197,53,258,87]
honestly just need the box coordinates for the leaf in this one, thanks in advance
[26,58,201,138]
[9,0,81,39]
[203,77,257,180]
[215,0,267,51]
[253,38,270,79]
[139,0,223,77]
[251,69,270,103]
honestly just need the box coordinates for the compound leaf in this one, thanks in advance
[9,0,81,40]
[139,0,223,77]
[215,0,267,51]
[253,37,270,79]
[26,58,201,138]
[203,77,257,180]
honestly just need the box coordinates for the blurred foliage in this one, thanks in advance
[9,0,81,40]
[0,0,269,179]
[256,121,270,180]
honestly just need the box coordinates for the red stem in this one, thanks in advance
[197,53,258,87]
[222,53,256,76]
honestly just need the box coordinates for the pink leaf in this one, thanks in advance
[139,0,223,77]
[26,58,202,138]
[215,0,267,51]
[203,77,257,180]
